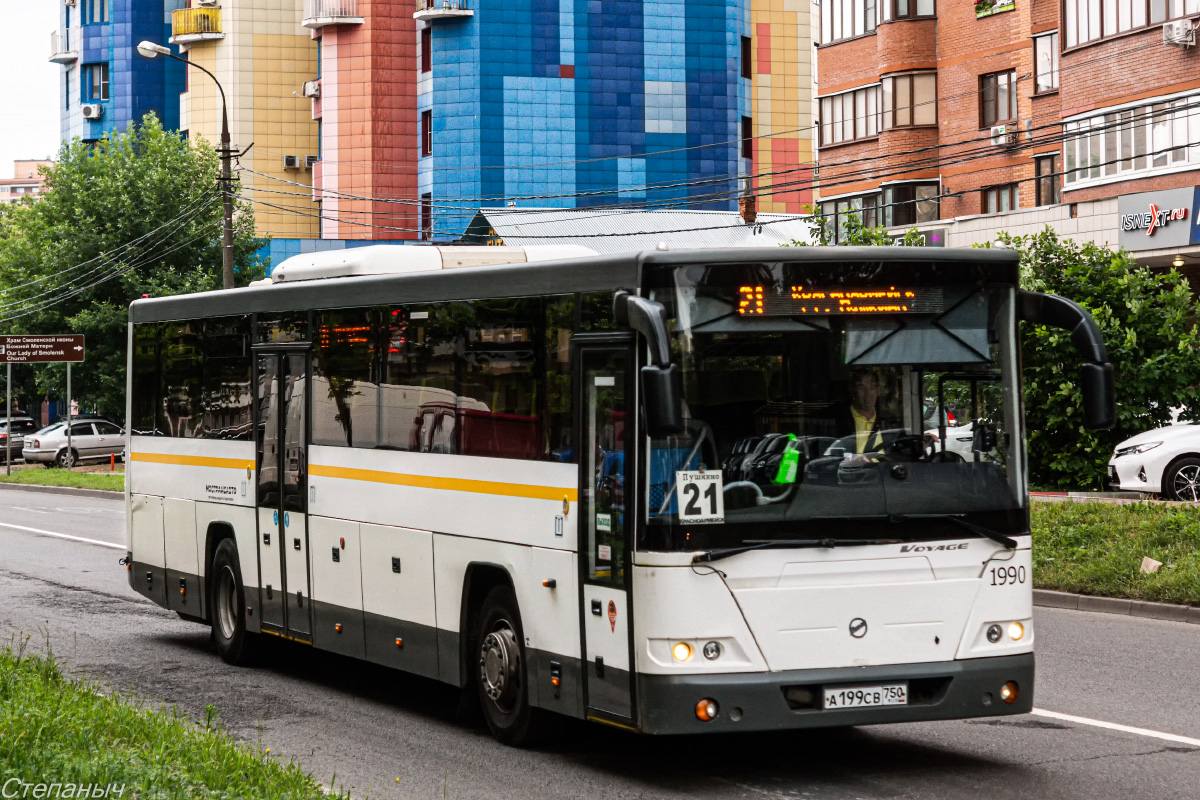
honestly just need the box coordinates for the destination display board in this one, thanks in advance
[0,335,85,363]
[737,285,944,316]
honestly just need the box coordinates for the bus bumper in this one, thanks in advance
[635,653,1033,735]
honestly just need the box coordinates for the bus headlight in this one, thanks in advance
[672,642,693,662]
[1007,621,1025,641]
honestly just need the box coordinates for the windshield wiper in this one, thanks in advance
[693,537,904,564]
[894,514,1018,549]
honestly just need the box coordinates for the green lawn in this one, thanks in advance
[1032,500,1200,606]
[0,640,345,799]
[0,470,123,492]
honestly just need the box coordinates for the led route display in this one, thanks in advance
[737,285,944,316]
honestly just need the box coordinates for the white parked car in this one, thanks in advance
[1108,423,1200,500]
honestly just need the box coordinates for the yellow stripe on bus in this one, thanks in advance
[309,463,578,503]
[129,452,254,471]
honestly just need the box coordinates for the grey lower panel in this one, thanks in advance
[527,649,584,719]
[312,600,367,660]
[129,561,166,607]
[363,611,440,681]
[636,653,1035,735]
[585,658,633,719]
[437,629,461,686]
[164,568,204,618]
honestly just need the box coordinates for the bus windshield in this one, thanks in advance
[642,260,1027,551]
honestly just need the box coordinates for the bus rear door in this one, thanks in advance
[576,335,636,724]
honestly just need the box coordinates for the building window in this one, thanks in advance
[421,110,432,157]
[82,0,109,24]
[883,0,935,20]
[884,182,939,226]
[742,116,753,159]
[741,36,752,80]
[982,184,1019,213]
[1034,32,1059,93]
[1065,0,1198,48]
[980,70,1017,128]
[421,27,432,74]
[819,194,882,243]
[421,193,433,241]
[882,73,936,129]
[819,85,881,145]
[820,0,878,44]
[1035,154,1061,205]
[1064,94,1200,185]
[82,63,109,102]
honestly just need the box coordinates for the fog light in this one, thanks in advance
[1007,621,1025,641]
[703,641,722,660]
[672,642,693,662]
[986,624,1002,643]
[695,698,719,721]
[1000,681,1019,704]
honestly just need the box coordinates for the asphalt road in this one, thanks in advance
[1,486,1199,799]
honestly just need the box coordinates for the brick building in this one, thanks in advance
[814,0,1200,270]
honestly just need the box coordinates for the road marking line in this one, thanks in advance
[1033,708,1200,748]
[0,521,123,550]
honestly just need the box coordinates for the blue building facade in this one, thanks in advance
[58,0,185,144]
[418,0,748,235]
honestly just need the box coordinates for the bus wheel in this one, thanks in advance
[475,584,549,746]
[210,538,257,666]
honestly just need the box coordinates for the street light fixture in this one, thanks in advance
[136,40,236,290]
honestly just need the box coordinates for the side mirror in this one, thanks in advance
[614,291,685,437]
[972,422,997,453]
[1081,362,1116,431]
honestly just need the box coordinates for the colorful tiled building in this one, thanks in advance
[51,0,185,143]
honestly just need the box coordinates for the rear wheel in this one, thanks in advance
[210,538,257,665]
[1164,457,1200,501]
[474,584,552,746]
[56,449,77,468]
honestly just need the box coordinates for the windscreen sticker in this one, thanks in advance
[675,471,725,524]
[597,544,612,561]
[596,513,612,532]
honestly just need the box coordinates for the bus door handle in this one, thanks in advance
[591,599,602,615]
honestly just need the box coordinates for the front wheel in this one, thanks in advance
[1164,457,1200,501]
[474,585,553,746]
[210,538,257,665]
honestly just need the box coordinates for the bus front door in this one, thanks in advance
[577,338,635,723]
[255,350,313,643]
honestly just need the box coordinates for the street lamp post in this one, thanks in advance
[137,40,235,290]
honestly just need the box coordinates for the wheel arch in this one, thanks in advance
[455,562,515,689]
[1160,453,1200,499]
[203,521,238,623]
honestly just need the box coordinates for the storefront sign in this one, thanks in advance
[1117,187,1200,251]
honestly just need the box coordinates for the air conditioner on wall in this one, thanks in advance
[302,80,320,99]
[196,0,220,6]
[283,155,302,169]
[989,124,1017,147]
[1163,20,1196,47]
[81,104,103,120]
[305,155,319,170]
[64,0,75,6]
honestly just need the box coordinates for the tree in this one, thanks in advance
[0,113,266,417]
[993,228,1200,490]
[788,205,929,247]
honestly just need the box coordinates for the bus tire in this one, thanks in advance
[474,584,550,746]
[210,538,257,666]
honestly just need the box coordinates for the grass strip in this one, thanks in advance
[0,639,345,799]
[1032,500,1200,606]
[0,470,123,492]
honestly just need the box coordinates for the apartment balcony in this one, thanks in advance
[170,7,224,45]
[413,0,473,21]
[303,0,364,28]
[49,30,77,64]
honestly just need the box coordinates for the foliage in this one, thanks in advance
[1033,500,1200,606]
[0,639,343,798]
[786,205,928,247]
[991,228,1200,489]
[0,114,266,417]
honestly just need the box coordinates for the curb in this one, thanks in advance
[1034,589,1200,624]
[0,481,122,500]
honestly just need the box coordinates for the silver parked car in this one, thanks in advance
[0,417,39,462]
[23,419,126,468]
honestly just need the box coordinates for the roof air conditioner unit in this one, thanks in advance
[1163,20,1195,48]
[283,155,302,169]
[305,155,319,170]
[81,103,103,120]
[302,80,321,99]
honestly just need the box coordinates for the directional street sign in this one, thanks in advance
[0,335,85,364]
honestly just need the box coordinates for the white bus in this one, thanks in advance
[125,244,1114,745]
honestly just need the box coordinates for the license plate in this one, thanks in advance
[823,683,908,709]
